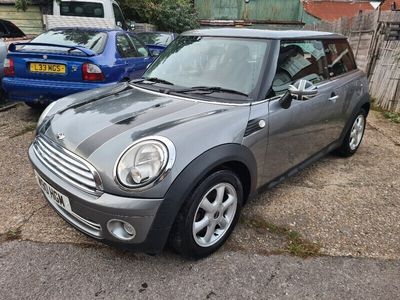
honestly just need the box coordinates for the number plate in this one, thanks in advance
[35,171,72,213]
[30,63,66,74]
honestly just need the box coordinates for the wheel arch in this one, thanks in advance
[150,144,257,233]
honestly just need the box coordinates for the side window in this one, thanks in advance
[128,34,149,57]
[113,4,125,27]
[323,40,357,77]
[271,40,329,96]
[116,34,138,58]
[0,22,8,37]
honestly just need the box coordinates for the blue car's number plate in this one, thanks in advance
[30,63,66,74]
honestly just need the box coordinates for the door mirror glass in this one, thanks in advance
[288,79,318,101]
[150,49,161,57]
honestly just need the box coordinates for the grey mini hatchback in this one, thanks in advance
[29,28,370,259]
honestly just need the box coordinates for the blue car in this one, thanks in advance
[136,31,177,55]
[2,27,155,108]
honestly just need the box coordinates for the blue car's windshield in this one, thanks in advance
[27,29,108,55]
[143,36,270,99]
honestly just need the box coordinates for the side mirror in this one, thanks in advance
[127,20,135,31]
[288,79,318,101]
[116,21,123,29]
[279,79,318,109]
[150,49,161,57]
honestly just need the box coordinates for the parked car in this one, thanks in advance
[136,31,177,55]
[0,19,29,47]
[0,38,6,101]
[0,19,29,101]
[2,27,154,108]
[29,28,370,259]
[52,0,134,31]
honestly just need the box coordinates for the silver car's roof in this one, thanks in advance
[182,28,345,40]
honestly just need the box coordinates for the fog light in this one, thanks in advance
[107,219,136,241]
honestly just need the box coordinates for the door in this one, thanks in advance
[322,39,360,139]
[263,39,339,182]
[128,34,153,77]
[116,33,151,80]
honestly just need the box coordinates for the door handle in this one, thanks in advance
[329,94,339,103]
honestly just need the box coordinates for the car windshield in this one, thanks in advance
[137,33,172,46]
[60,1,105,18]
[28,29,107,54]
[143,36,270,99]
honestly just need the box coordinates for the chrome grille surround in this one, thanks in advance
[33,135,103,195]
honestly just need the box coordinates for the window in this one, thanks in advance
[29,29,108,55]
[137,33,172,46]
[60,1,104,18]
[116,34,138,58]
[113,4,125,27]
[129,34,149,57]
[0,20,25,38]
[323,40,357,77]
[271,40,329,96]
[144,36,270,97]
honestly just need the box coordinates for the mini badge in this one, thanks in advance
[56,133,65,140]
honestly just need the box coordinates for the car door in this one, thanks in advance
[128,34,153,77]
[322,39,361,139]
[116,33,151,80]
[262,39,339,182]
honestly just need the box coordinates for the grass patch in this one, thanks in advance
[5,228,22,241]
[371,102,400,124]
[383,111,400,124]
[241,217,320,258]
[9,123,36,138]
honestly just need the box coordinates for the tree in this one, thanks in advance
[119,0,199,33]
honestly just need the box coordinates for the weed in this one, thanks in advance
[241,216,321,258]
[383,111,400,124]
[5,228,22,241]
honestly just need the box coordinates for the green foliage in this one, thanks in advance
[383,111,400,124]
[15,0,30,11]
[120,0,198,33]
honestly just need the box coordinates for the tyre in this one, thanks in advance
[170,170,243,259]
[334,109,367,157]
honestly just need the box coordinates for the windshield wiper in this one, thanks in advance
[133,77,174,86]
[174,86,248,97]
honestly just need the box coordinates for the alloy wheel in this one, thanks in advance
[192,182,238,247]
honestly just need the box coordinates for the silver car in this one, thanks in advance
[29,29,370,259]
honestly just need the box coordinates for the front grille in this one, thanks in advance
[33,135,102,194]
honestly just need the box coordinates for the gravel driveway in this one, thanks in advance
[0,104,399,259]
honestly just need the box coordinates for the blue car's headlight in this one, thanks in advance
[115,137,175,189]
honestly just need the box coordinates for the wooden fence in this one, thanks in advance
[304,10,400,113]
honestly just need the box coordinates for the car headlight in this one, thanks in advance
[37,102,57,129]
[115,137,175,188]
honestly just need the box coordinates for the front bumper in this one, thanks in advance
[2,77,116,103]
[28,145,169,253]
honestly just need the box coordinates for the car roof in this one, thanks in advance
[137,31,174,35]
[49,27,123,33]
[182,28,345,40]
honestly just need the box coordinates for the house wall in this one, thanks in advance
[0,4,43,35]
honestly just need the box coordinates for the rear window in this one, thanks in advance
[28,29,107,55]
[60,1,105,18]
[137,33,172,46]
